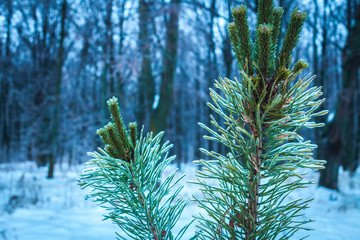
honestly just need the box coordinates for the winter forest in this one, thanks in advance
[1,0,360,239]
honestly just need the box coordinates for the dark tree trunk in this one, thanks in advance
[48,0,67,178]
[219,0,233,156]
[319,1,360,189]
[340,4,360,173]
[312,0,319,75]
[194,68,203,161]
[175,84,183,167]
[316,0,331,186]
[101,0,114,120]
[0,0,13,161]
[223,0,233,79]
[118,0,126,55]
[193,1,205,163]
[150,0,181,133]
[138,0,155,128]
[205,0,217,152]
[116,0,127,97]
[5,0,12,58]
[108,1,115,98]
[319,121,341,190]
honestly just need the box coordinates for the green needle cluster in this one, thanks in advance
[96,97,135,161]
[229,5,253,75]
[228,0,309,91]
[257,0,274,26]
[255,24,274,82]
[278,9,307,69]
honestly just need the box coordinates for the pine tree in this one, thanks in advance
[79,0,326,239]
[79,97,191,240]
[192,0,327,239]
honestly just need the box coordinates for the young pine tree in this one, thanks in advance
[192,0,326,239]
[79,0,326,239]
[79,97,191,240]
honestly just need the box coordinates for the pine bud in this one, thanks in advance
[293,59,309,73]
[107,96,131,150]
[129,122,138,148]
[232,5,247,19]
[107,96,120,119]
[278,8,307,68]
[97,127,111,145]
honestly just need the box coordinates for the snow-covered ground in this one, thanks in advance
[0,162,360,240]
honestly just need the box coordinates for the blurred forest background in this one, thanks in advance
[0,0,359,191]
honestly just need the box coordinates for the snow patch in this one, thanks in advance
[152,94,160,110]
[327,111,335,123]
[1,163,360,239]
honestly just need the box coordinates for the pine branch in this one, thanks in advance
[278,8,307,69]
[231,5,253,75]
[255,24,273,83]
[257,0,275,26]
[107,97,132,157]
[194,72,326,239]
[293,59,309,73]
[228,22,241,63]
[97,127,111,145]
[79,98,190,240]
[271,7,284,53]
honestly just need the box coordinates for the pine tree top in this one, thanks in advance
[228,0,308,100]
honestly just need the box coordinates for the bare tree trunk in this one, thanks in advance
[312,0,319,75]
[116,0,127,97]
[101,0,114,121]
[138,0,155,128]
[5,0,12,58]
[0,0,12,160]
[118,0,127,55]
[315,0,331,186]
[205,0,218,153]
[150,0,181,133]
[319,1,360,188]
[339,3,360,173]
[193,1,204,162]
[319,0,328,88]
[319,120,341,190]
[219,0,234,156]
[318,0,338,189]
[223,0,233,79]
[175,83,183,166]
[48,0,67,178]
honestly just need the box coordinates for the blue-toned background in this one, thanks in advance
[1,0,360,239]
